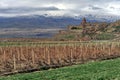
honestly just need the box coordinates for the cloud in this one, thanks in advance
[0,0,120,17]
[0,7,59,14]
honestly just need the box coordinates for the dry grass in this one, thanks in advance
[0,41,120,75]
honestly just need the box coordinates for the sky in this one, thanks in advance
[0,0,120,17]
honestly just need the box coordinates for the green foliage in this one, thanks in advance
[1,58,120,80]
[114,26,120,32]
[71,27,82,30]
[115,26,120,29]
[59,34,76,40]
[96,33,115,40]
[64,34,75,39]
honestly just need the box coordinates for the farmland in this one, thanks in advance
[1,58,120,80]
[0,41,120,76]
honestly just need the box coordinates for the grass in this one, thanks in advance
[96,33,115,40]
[1,58,120,80]
[58,34,76,40]
[0,41,119,47]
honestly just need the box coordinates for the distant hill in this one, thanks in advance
[0,15,118,29]
[0,15,120,38]
[0,16,81,29]
[54,18,120,41]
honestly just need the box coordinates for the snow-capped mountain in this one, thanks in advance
[0,14,120,29]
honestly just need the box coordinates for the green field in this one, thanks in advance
[1,58,120,80]
[0,41,119,47]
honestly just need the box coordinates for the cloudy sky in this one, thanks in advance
[0,0,120,17]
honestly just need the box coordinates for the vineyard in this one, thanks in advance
[0,41,120,75]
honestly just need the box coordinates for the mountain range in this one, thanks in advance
[0,15,120,38]
[0,15,120,28]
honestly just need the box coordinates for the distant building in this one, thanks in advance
[66,18,92,30]
[81,17,87,28]
[78,17,92,29]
